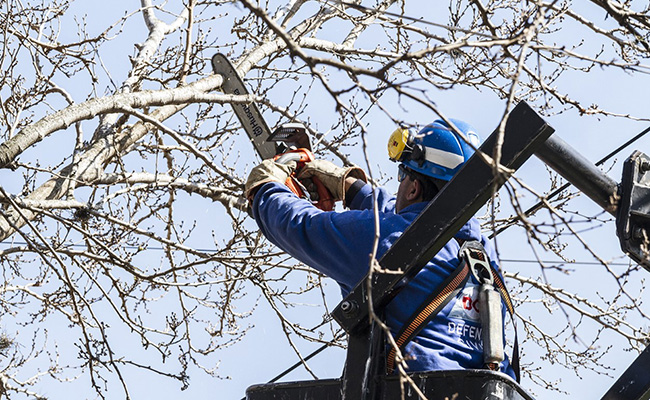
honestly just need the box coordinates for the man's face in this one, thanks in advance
[395,175,413,213]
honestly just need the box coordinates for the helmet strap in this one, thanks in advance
[410,144,426,167]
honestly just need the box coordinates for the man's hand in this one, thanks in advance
[245,159,296,202]
[298,159,367,202]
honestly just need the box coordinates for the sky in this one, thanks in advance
[3,1,650,399]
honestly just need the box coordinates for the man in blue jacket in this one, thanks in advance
[244,119,516,379]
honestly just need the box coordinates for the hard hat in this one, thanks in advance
[387,119,481,181]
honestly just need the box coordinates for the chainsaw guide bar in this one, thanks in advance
[211,53,277,160]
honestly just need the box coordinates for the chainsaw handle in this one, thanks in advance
[273,149,335,211]
[310,176,335,211]
[274,148,313,165]
[274,149,312,203]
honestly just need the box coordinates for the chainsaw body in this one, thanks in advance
[268,124,334,211]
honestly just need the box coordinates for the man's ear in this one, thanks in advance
[406,178,424,202]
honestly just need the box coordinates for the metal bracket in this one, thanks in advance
[617,151,650,271]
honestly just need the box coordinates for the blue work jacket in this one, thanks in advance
[252,181,515,379]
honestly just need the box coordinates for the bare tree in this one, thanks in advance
[0,0,649,398]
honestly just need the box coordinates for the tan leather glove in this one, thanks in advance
[245,159,296,202]
[298,159,367,202]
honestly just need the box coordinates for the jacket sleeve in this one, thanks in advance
[347,181,396,213]
[252,182,394,294]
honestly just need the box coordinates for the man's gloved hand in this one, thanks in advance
[245,159,296,202]
[298,159,367,202]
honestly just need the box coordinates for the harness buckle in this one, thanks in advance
[460,241,494,285]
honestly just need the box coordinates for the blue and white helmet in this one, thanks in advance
[387,119,481,181]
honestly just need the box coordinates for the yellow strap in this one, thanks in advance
[386,262,469,373]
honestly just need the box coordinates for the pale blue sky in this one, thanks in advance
[3,1,650,399]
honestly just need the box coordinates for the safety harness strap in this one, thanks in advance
[385,240,520,382]
[386,258,470,373]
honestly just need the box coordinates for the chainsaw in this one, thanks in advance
[211,53,334,211]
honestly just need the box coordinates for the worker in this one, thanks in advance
[244,119,517,379]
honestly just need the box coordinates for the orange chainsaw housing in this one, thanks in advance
[273,149,334,212]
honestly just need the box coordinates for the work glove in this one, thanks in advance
[245,159,296,202]
[298,159,367,202]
